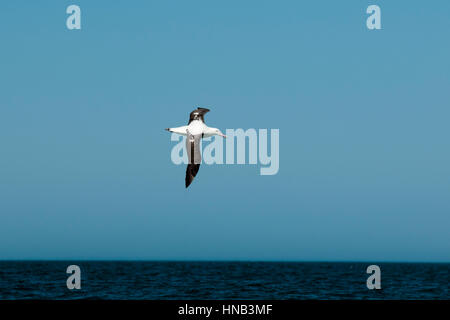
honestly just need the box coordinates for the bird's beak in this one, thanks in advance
[221,134,227,138]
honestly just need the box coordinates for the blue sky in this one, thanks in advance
[0,1,449,261]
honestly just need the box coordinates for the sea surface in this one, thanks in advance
[0,262,448,300]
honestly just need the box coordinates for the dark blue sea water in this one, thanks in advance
[0,262,448,300]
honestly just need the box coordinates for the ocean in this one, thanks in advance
[0,262,448,300]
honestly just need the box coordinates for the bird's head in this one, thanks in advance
[212,128,226,138]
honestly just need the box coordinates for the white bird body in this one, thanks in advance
[167,125,189,135]
[167,120,220,137]
[187,120,206,136]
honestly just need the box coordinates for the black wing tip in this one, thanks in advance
[165,128,170,131]
[185,164,200,188]
[188,107,211,124]
[185,175,193,188]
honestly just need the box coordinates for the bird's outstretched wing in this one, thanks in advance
[188,107,210,124]
[185,130,202,188]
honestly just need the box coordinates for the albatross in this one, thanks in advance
[165,107,226,188]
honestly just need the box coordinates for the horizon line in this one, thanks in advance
[0,259,449,264]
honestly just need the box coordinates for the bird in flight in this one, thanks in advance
[166,107,226,188]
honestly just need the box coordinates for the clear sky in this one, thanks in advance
[1,1,449,261]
